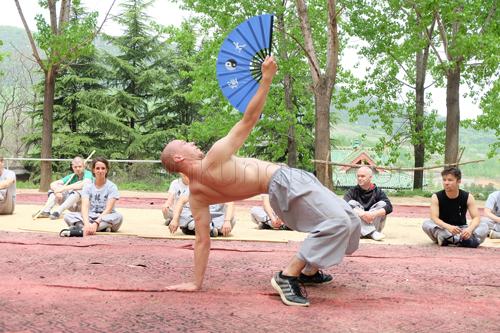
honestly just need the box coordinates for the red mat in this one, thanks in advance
[1,231,499,332]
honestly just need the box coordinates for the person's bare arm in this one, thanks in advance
[81,198,97,236]
[0,177,14,190]
[461,194,481,240]
[162,193,175,215]
[262,196,281,227]
[484,208,500,223]
[169,194,188,234]
[206,56,277,162]
[166,197,211,291]
[221,202,235,236]
[430,194,462,235]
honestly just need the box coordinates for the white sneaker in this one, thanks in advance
[371,231,385,241]
[489,230,500,239]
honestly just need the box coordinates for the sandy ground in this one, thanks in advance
[3,190,497,248]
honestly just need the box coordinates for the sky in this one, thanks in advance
[1,0,484,120]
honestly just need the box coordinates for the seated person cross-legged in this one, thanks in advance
[480,191,500,239]
[0,154,16,215]
[343,166,393,241]
[422,167,489,248]
[168,188,236,237]
[63,157,123,235]
[251,194,291,230]
[32,156,93,219]
[162,172,189,226]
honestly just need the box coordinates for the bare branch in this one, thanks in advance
[9,42,38,64]
[464,62,484,67]
[423,74,444,89]
[411,3,449,75]
[13,0,46,70]
[480,1,498,35]
[433,7,452,61]
[387,50,416,84]
[335,4,346,19]
[48,0,58,35]
[55,0,116,70]
[274,25,323,81]
[393,77,415,89]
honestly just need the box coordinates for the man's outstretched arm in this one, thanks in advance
[208,56,277,161]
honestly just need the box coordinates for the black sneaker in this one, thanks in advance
[298,270,333,286]
[271,272,310,307]
[98,227,111,233]
[210,227,218,237]
[181,228,195,235]
[49,211,60,220]
[32,210,50,218]
[459,238,480,248]
[438,235,450,246]
[257,222,272,229]
[165,218,172,226]
[278,224,292,231]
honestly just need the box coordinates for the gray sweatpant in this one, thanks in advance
[0,188,15,215]
[64,211,124,232]
[347,200,387,237]
[480,217,500,232]
[268,167,361,272]
[422,219,489,244]
[250,206,288,229]
[179,207,236,232]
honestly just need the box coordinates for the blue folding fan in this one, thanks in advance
[216,14,274,114]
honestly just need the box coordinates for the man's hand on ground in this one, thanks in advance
[166,282,199,291]
[221,221,232,236]
[169,219,179,234]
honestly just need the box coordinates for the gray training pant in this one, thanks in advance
[347,200,387,237]
[480,217,500,232]
[0,189,15,215]
[268,167,361,272]
[64,211,124,232]
[179,207,236,232]
[422,219,489,244]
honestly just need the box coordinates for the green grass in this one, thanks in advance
[116,181,169,192]
[388,189,434,198]
[16,181,40,189]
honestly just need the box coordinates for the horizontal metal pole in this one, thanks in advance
[4,158,161,163]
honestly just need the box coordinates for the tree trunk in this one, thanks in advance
[444,65,460,164]
[413,35,430,190]
[277,13,297,168]
[39,68,57,192]
[315,85,333,191]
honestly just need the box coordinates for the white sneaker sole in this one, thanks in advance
[271,277,310,307]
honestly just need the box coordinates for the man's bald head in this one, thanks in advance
[72,157,84,166]
[356,166,373,189]
[358,166,373,177]
[161,140,182,173]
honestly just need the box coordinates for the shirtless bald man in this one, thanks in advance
[161,55,361,307]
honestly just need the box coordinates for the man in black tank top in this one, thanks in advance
[422,167,489,247]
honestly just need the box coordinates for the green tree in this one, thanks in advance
[101,0,167,159]
[154,1,326,172]
[342,0,446,189]
[409,0,500,164]
[14,0,112,191]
